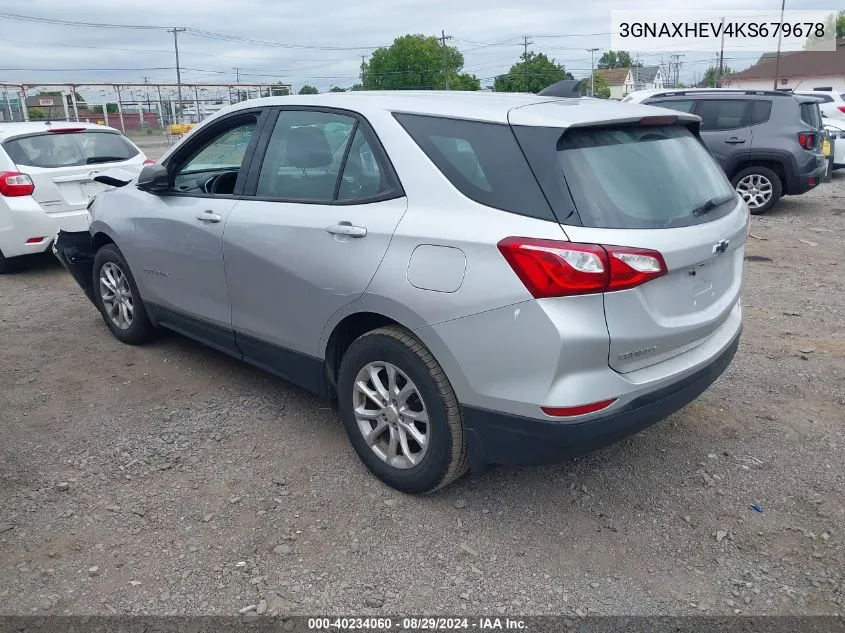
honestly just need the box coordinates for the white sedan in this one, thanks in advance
[824,121,845,170]
[0,122,150,273]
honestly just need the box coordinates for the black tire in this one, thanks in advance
[0,250,9,275]
[731,166,782,215]
[92,244,155,345]
[337,325,469,494]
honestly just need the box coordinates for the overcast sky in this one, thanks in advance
[0,0,834,100]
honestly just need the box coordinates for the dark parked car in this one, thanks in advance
[623,89,827,214]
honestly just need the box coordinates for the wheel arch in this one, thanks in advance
[320,298,470,403]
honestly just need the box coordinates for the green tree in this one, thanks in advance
[804,10,845,48]
[597,50,637,69]
[298,85,319,95]
[493,52,572,94]
[701,65,735,87]
[329,86,347,92]
[351,83,364,91]
[91,104,119,114]
[362,34,479,91]
[582,71,611,99]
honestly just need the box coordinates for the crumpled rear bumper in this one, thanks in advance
[52,230,97,306]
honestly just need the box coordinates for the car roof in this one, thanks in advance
[0,121,123,141]
[201,90,700,128]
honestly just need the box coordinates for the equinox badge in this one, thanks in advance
[712,239,729,255]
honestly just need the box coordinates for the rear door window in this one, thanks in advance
[553,125,736,229]
[647,99,696,113]
[393,113,554,221]
[3,131,138,168]
[695,100,753,131]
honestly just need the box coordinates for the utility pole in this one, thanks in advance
[115,85,125,134]
[772,0,786,90]
[440,30,452,90]
[168,27,186,123]
[70,84,79,122]
[522,35,534,91]
[587,48,599,96]
[156,84,165,128]
[717,16,726,87]
[234,67,241,84]
[3,86,13,121]
[360,55,367,90]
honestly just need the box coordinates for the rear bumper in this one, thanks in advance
[461,331,740,470]
[785,159,826,195]
[52,229,97,305]
[0,199,89,259]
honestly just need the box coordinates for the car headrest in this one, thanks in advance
[285,126,332,169]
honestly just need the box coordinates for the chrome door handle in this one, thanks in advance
[725,137,746,144]
[326,222,367,238]
[196,211,222,223]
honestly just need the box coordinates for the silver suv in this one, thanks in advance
[54,92,747,493]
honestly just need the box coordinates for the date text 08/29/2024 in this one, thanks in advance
[307,617,528,630]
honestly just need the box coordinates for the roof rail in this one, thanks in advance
[656,89,792,97]
[538,79,585,98]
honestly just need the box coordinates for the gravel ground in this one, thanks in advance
[0,168,843,619]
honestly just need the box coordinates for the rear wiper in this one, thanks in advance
[87,156,126,164]
[690,193,735,217]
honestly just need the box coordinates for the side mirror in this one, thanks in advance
[136,164,170,193]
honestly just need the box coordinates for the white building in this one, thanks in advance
[723,39,845,94]
[600,66,665,100]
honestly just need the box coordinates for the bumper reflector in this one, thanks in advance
[542,399,617,418]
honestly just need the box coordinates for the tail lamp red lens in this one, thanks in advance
[838,105,845,114]
[497,237,667,299]
[143,159,155,165]
[0,171,35,197]
[798,132,816,150]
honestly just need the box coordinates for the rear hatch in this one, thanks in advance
[510,103,748,373]
[2,128,146,213]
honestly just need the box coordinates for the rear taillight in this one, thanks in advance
[143,158,155,165]
[497,237,667,299]
[798,131,817,150]
[838,105,845,114]
[0,171,35,197]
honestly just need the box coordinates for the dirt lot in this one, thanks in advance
[0,166,843,618]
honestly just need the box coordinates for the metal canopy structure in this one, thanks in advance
[0,81,291,128]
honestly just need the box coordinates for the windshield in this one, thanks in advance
[3,131,138,168]
[556,125,737,229]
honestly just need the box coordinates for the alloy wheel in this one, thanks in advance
[99,262,134,330]
[352,361,430,469]
[735,174,773,210]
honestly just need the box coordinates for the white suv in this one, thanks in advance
[794,90,845,121]
[0,122,150,273]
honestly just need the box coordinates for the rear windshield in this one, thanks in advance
[555,125,736,229]
[3,131,138,168]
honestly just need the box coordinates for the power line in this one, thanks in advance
[0,11,166,30]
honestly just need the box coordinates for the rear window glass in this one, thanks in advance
[648,99,695,113]
[800,103,822,130]
[696,100,752,130]
[555,125,736,229]
[393,113,554,221]
[751,101,772,124]
[3,131,138,168]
